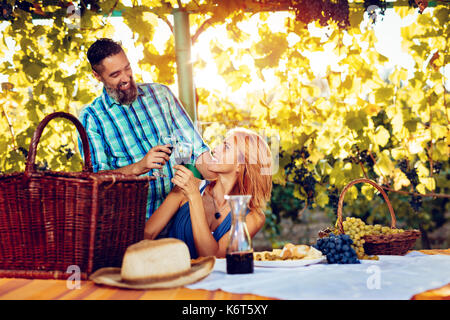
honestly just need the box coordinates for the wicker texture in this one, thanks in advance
[0,112,153,280]
[334,178,421,256]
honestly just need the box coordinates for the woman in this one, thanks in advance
[144,128,272,258]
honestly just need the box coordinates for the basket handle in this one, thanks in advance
[25,112,93,174]
[337,178,397,233]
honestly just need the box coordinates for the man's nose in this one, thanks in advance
[121,76,130,83]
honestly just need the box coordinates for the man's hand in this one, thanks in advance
[135,145,172,175]
[105,145,172,176]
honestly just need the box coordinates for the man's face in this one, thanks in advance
[93,50,138,105]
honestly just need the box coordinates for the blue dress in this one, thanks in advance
[167,181,232,258]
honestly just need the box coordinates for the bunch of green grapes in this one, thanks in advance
[332,217,406,260]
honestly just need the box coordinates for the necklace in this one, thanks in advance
[207,186,222,220]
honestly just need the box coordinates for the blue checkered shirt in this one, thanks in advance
[78,83,210,219]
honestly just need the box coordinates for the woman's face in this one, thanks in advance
[207,136,240,174]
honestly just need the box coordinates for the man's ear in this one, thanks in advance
[92,69,102,82]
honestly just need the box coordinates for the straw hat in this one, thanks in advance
[89,238,215,289]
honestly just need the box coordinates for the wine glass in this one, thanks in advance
[153,135,175,178]
[173,141,193,166]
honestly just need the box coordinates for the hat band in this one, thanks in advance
[121,267,193,285]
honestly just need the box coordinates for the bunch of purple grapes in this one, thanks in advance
[292,0,350,29]
[314,233,360,264]
[398,158,424,211]
[284,147,317,205]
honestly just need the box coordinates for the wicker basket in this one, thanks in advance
[0,112,153,280]
[322,178,421,256]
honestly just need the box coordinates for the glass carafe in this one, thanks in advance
[224,195,254,274]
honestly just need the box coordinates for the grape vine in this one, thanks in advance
[291,0,350,29]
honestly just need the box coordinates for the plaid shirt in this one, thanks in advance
[78,83,210,219]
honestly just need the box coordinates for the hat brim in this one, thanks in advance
[89,256,215,290]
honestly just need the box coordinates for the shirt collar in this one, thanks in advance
[102,84,145,108]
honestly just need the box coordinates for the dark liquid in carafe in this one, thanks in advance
[226,251,254,274]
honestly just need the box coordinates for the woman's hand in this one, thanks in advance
[171,165,201,199]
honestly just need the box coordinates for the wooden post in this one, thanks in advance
[173,8,197,123]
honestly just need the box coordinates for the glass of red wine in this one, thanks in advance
[173,141,193,166]
[153,135,175,178]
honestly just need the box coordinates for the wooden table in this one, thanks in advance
[0,278,272,300]
[0,250,448,300]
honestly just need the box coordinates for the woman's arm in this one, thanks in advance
[187,192,221,257]
[143,186,184,239]
[171,165,220,256]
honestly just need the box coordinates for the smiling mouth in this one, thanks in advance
[119,82,130,90]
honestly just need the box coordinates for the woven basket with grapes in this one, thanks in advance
[319,178,421,259]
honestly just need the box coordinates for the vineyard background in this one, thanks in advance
[0,0,448,250]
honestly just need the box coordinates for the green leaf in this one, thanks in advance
[373,126,390,147]
[361,184,374,201]
[349,8,364,29]
[374,87,394,104]
[432,140,449,161]
[22,61,44,80]
[431,125,448,141]
[315,185,329,207]
[253,27,288,69]
[374,150,394,177]
[404,119,419,133]
[345,110,367,132]
[345,185,358,201]
[435,7,449,25]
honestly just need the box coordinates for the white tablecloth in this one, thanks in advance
[187,251,450,300]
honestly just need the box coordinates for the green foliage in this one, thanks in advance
[270,182,305,221]
[194,5,449,247]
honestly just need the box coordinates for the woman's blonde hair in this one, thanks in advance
[226,128,273,212]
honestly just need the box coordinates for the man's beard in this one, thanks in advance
[104,77,138,105]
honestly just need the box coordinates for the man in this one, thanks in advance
[78,38,216,220]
